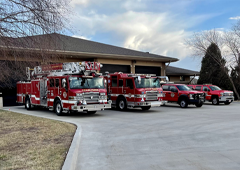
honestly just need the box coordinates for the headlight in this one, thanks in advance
[76,93,83,97]
[99,95,107,99]
[157,93,163,97]
[100,93,105,96]
[189,94,194,99]
[220,92,223,97]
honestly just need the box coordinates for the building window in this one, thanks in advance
[180,76,185,81]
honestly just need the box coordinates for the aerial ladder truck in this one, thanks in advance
[17,61,111,116]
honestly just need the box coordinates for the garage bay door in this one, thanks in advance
[135,66,161,76]
[100,64,131,74]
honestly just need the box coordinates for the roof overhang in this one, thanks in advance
[0,46,179,62]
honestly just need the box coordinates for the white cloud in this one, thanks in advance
[69,0,219,61]
[229,16,240,20]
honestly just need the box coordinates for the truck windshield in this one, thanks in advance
[69,77,104,89]
[176,85,191,91]
[134,78,161,88]
[209,86,222,91]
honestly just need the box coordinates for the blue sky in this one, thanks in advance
[68,0,240,71]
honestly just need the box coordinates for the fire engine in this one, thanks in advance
[17,61,111,116]
[187,84,234,105]
[162,84,205,108]
[105,72,166,110]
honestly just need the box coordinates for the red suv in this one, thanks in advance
[188,85,234,105]
[162,84,205,108]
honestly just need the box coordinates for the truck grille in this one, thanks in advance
[193,93,204,100]
[83,92,99,103]
[146,91,158,101]
[223,93,233,96]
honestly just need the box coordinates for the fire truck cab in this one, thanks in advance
[17,62,111,116]
[105,72,166,110]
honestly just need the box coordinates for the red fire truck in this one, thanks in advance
[187,84,234,105]
[105,72,166,110]
[162,84,205,108]
[17,61,111,116]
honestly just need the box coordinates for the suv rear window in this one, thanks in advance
[162,85,169,91]
[195,86,202,91]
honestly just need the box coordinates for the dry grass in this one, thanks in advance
[0,110,76,170]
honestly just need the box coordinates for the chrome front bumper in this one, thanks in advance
[219,96,234,102]
[71,101,112,112]
[128,101,163,107]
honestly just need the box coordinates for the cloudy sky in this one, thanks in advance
[67,0,240,71]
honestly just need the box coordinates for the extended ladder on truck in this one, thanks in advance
[26,61,103,80]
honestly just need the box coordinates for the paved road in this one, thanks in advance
[4,102,240,170]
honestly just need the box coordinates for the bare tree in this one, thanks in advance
[186,28,240,100]
[0,0,71,88]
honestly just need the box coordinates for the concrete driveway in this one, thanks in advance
[4,102,240,170]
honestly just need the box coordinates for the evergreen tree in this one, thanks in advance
[231,65,240,98]
[198,43,231,89]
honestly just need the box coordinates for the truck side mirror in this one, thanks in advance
[104,79,107,87]
[62,78,66,88]
[137,76,141,84]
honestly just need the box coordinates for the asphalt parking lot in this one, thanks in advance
[5,101,240,170]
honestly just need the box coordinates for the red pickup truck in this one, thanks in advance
[162,84,205,108]
[188,84,234,105]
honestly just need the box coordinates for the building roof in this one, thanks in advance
[0,33,179,62]
[166,66,199,76]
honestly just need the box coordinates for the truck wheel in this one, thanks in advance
[117,98,127,110]
[87,111,97,114]
[212,97,219,105]
[141,106,151,110]
[195,103,203,107]
[180,99,188,108]
[25,98,32,110]
[55,100,63,116]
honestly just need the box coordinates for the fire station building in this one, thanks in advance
[0,33,199,106]
[1,33,199,77]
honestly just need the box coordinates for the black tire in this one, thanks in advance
[212,97,219,105]
[224,102,231,105]
[55,100,63,116]
[141,106,151,110]
[195,102,203,107]
[25,97,32,110]
[179,99,188,108]
[87,111,97,114]
[117,97,127,111]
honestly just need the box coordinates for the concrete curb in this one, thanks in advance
[1,107,81,170]
[62,125,81,170]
